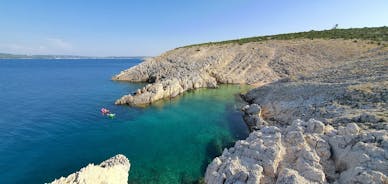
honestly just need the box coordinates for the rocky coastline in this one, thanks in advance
[112,36,387,183]
[53,37,387,183]
[113,39,382,106]
[205,117,387,183]
[203,40,387,183]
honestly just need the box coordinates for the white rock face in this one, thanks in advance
[115,77,216,105]
[49,154,130,184]
[113,39,380,106]
[205,119,388,184]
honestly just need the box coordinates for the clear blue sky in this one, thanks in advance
[0,0,387,56]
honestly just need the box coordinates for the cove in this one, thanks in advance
[0,59,249,184]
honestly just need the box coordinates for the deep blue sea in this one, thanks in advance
[0,59,249,184]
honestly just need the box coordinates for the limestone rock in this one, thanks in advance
[115,76,216,106]
[49,154,130,184]
[243,104,261,115]
[242,104,267,131]
[205,119,388,184]
[243,55,388,127]
[113,39,382,106]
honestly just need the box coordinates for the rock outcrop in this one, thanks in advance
[110,30,388,183]
[49,154,130,184]
[113,39,383,106]
[241,104,268,131]
[243,53,388,129]
[205,119,388,184]
[115,77,217,105]
[224,49,387,183]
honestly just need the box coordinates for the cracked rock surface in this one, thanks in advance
[243,52,388,129]
[49,154,130,184]
[113,39,382,106]
[110,37,388,183]
[205,119,387,184]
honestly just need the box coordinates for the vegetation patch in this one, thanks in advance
[180,26,388,48]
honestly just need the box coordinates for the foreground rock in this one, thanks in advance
[113,39,382,106]
[49,154,130,184]
[205,119,388,184]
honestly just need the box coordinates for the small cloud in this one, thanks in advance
[46,38,72,50]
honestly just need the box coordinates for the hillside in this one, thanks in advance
[113,38,386,106]
[181,26,388,48]
[113,27,387,183]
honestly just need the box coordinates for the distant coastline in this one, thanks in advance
[0,53,148,60]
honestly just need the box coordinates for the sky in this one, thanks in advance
[0,0,387,56]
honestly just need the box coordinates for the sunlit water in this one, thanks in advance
[0,59,249,184]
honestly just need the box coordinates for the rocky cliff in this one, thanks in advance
[49,154,130,184]
[112,28,388,183]
[113,39,382,106]
[204,41,387,183]
[203,39,388,183]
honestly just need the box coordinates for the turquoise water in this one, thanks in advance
[0,59,249,184]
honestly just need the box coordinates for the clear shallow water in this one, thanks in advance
[0,59,249,184]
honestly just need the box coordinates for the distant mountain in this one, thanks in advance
[0,53,147,59]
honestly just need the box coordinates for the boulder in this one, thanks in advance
[205,119,388,184]
[50,154,130,184]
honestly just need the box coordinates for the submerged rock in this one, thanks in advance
[205,119,388,184]
[49,154,130,184]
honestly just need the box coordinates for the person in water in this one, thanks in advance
[101,108,115,118]
[101,108,110,114]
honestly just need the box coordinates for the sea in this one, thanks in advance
[0,59,249,184]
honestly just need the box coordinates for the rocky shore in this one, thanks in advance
[204,41,387,183]
[205,118,387,183]
[111,30,387,183]
[49,154,130,184]
[113,39,382,106]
